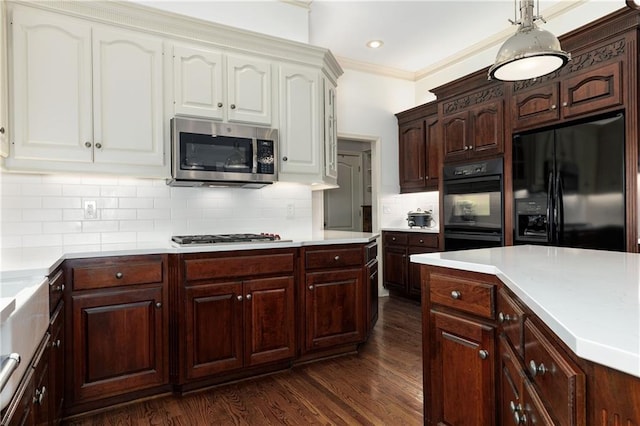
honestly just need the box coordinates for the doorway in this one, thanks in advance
[324,138,374,232]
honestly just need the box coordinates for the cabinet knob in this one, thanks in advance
[155,302,162,308]
[230,104,236,110]
[217,102,223,108]
[115,272,123,279]
[498,312,512,323]
[53,339,61,348]
[450,290,461,299]
[529,359,547,377]
[562,101,568,107]
[282,156,288,161]
[550,104,557,110]
[236,295,242,301]
[0,127,5,134]
[246,294,252,300]
[510,401,526,424]
[55,284,64,292]
[33,386,46,405]
[85,141,92,148]
[425,176,429,180]
[308,285,314,290]
[478,349,489,360]
[334,255,340,261]
[468,145,473,150]
[95,142,102,149]
[464,146,469,151]
[392,237,396,241]
[419,239,424,244]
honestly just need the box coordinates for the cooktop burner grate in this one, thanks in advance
[172,233,283,245]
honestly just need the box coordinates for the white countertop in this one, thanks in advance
[382,227,439,234]
[0,231,380,277]
[410,245,640,379]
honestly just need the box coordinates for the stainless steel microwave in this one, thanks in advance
[168,117,278,188]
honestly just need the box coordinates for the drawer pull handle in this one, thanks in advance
[529,359,547,376]
[334,255,340,261]
[246,294,252,300]
[115,272,123,279]
[478,349,489,360]
[450,290,461,299]
[308,285,314,290]
[498,312,513,323]
[34,386,46,405]
[237,295,243,301]
[53,339,61,349]
[510,401,527,424]
[55,284,64,292]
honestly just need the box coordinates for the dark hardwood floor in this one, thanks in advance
[64,296,423,425]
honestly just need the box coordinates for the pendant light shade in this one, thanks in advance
[489,0,570,81]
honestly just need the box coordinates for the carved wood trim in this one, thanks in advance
[513,38,626,92]
[442,86,504,115]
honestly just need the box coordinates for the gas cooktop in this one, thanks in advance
[172,233,284,245]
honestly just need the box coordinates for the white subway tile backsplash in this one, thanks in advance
[43,221,82,234]
[64,232,101,246]
[82,220,119,233]
[23,209,63,222]
[1,172,314,249]
[63,185,101,197]
[23,233,63,247]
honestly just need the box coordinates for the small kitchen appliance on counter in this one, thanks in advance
[406,209,434,228]
[171,233,286,245]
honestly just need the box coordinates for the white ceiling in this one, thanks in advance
[308,0,624,78]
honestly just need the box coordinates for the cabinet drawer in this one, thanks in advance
[71,257,165,290]
[524,319,585,426]
[383,232,408,246]
[49,269,64,312]
[408,233,438,249]
[184,251,295,282]
[365,241,378,263]
[305,246,363,270]
[498,289,525,357]
[429,271,496,319]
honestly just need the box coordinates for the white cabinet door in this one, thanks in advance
[11,7,93,163]
[278,64,321,178]
[227,54,272,125]
[173,44,223,120]
[0,0,8,157]
[323,77,338,184]
[92,26,164,167]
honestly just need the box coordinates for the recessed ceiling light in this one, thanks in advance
[366,40,384,49]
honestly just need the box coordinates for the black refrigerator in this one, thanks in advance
[512,113,625,251]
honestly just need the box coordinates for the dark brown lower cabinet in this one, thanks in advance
[48,302,65,425]
[178,249,297,386]
[183,276,295,380]
[431,311,496,426]
[64,255,169,413]
[305,268,364,351]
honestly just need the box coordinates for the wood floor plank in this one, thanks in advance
[64,296,423,425]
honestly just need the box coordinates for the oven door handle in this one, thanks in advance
[546,171,553,244]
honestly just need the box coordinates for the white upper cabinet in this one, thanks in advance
[278,64,321,180]
[226,54,272,125]
[323,77,338,186]
[0,0,9,158]
[6,5,166,177]
[10,7,93,164]
[92,26,164,168]
[172,45,224,120]
[171,46,272,126]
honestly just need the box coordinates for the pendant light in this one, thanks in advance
[489,0,570,81]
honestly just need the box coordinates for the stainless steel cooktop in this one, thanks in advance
[171,233,284,245]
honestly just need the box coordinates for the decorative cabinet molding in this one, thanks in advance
[0,0,8,158]
[323,76,338,186]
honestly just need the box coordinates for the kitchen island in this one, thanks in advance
[412,245,640,425]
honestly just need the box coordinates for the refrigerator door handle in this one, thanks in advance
[556,172,564,245]
[546,171,553,244]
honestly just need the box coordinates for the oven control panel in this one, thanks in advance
[452,163,487,176]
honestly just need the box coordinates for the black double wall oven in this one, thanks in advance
[443,158,504,251]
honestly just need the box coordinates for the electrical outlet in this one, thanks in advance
[286,203,295,219]
[84,200,98,220]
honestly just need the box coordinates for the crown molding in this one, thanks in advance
[335,56,415,81]
[8,0,342,79]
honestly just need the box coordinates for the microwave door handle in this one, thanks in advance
[252,139,258,173]
[546,171,553,244]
